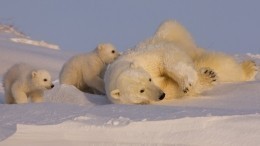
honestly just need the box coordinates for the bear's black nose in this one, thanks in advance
[159,93,165,100]
[51,84,54,88]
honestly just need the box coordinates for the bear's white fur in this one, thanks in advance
[59,43,120,94]
[105,20,258,104]
[3,63,54,104]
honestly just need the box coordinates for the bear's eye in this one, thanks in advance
[140,89,145,93]
[111,50,115,54]
[43,79,48,82]
[149,78,152,82]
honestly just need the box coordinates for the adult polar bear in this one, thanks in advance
[105,20,257,104]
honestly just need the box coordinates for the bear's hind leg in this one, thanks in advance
[241,60,258,81]
[4,90,16,104]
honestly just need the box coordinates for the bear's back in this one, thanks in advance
[3,63,34,88]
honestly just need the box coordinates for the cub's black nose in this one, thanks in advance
[159,93,165,100]
[51,84,54,88]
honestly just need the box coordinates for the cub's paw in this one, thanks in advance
[199,67,218,85]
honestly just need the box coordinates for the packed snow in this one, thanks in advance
[0,28,260,146]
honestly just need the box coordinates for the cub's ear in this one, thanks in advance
[97,43,105,51]
[130,61,138,69]
[110,89,120,99]
[31,71,37,78]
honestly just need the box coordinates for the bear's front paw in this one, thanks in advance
[182,83,192,94]
[199,67,218,84]
[241,60,258,81]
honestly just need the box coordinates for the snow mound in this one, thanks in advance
[45,83,110,106]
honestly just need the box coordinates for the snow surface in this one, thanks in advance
[0,30,260,146]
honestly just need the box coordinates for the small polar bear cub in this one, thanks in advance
[3,63,54,104]
[60,43,120,94]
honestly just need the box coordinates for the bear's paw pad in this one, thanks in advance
[200,67,218,83]
[183,83,192,93]
[241,60,258,81]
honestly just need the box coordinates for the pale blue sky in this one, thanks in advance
[0,0,260,54]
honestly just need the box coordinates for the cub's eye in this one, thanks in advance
[149,78,152,82]
[43,79,48,82]
[140,89,145,93]
[111,50,115,53]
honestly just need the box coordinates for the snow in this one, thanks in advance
[0,24,59,50]
[10,38,60,50]
[2,114,260,146]
[0,30,260,146]
[0,25,26,38]
[246,53,260,60]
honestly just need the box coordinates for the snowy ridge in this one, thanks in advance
[0,24,60,50]
[0,24,26,38]
[10,38,60,50]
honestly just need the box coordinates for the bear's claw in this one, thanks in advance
[200,67,218,84]
[183,87,189,93]
[183,83,192,93]
[203,68,217,82]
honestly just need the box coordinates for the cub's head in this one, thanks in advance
[96,43,120,64]
[31,70,54,90]
[109,63,165,104]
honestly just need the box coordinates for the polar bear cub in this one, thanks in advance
[3,63,54,104]
[59,43,120,94]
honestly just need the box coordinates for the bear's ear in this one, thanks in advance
[110,89,120,99]
[130,61,138,69]
[97,44,105,51]
[31,71,37,78]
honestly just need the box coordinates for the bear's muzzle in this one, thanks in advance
[159,93,165,100]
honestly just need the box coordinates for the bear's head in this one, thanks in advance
[97,43,120,64]
[109,63,165,104]
[31,70,54,90]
